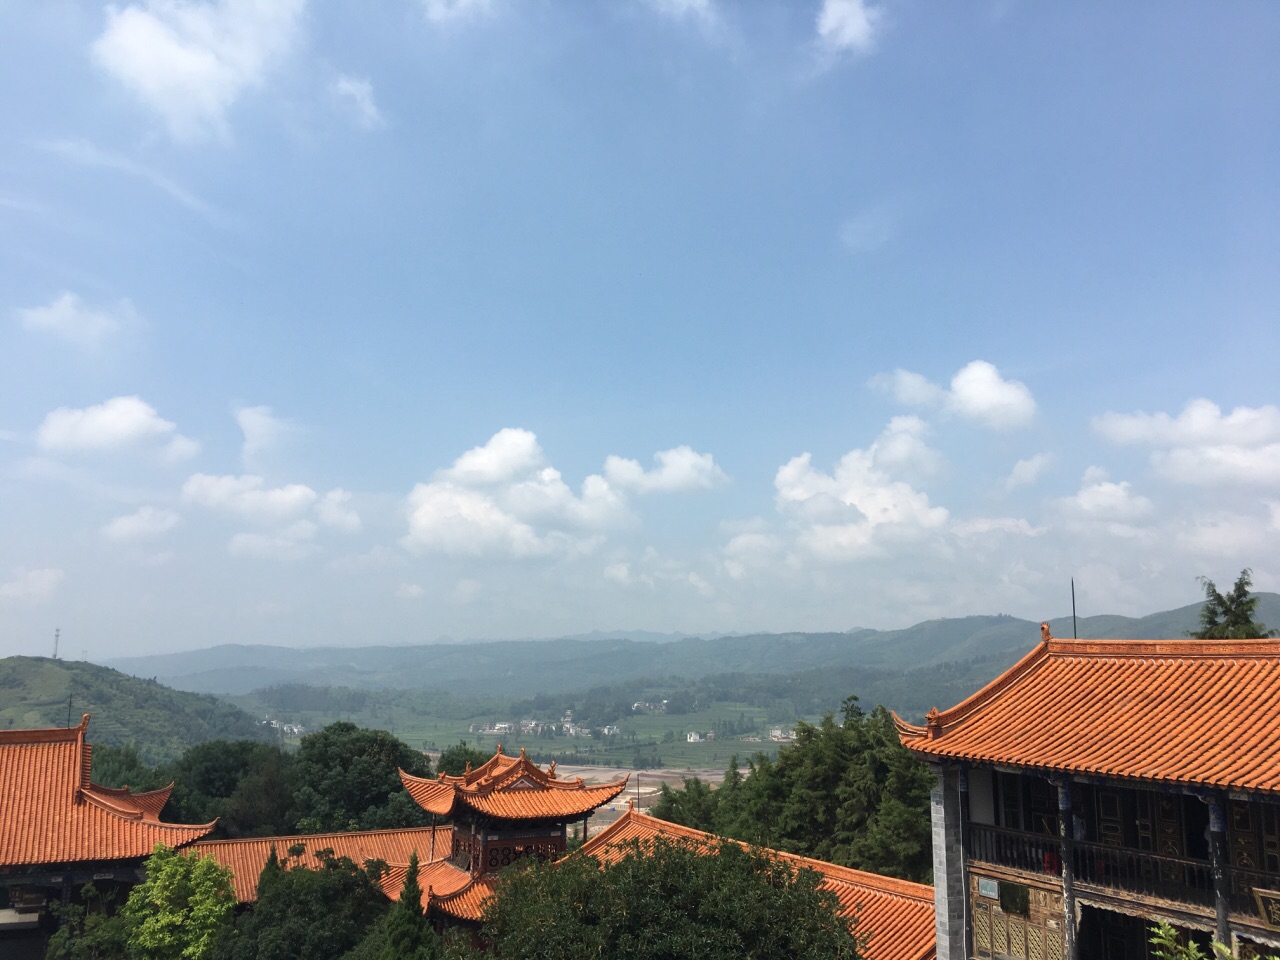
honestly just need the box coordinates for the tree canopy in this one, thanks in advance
[1192,569,1273,640]
[651,699,933,882]
[217,848,389,960]
[290,722,434,834]
[478,837,861,960]
[122,845,236,960]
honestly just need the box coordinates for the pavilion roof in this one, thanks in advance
[378,859,499,924]
[0,715,215,869]
[399,746,628,820]
[579,808,937,960]
[194,825,453,902]
[897,630,1280,794]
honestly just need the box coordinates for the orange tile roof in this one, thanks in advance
[400,747,628,821]
[579,809,936,960]
[376,859,499,923]
[897,633,1280,793]
[195,825,453,902]
[0,715,215,868]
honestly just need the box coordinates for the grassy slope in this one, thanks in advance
[0,656,277,764]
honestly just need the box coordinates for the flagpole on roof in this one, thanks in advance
[1071,578,1078,639]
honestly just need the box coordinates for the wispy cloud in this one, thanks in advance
[332,75,386,130]
[38,139,225,223]
[815,0,882,59]
[18,292,136,348]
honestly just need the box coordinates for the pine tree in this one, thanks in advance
[380,851,434,960]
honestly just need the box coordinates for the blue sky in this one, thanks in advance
[3,0,1279,659]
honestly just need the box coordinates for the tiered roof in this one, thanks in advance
[897,629,1280,793]
[579,808,937,960]
[195,825,453,902]
[399,746,629,820]
[0,714,215,868]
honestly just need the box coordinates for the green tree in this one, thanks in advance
[219,847,389,960]
[289,723,432,833]
[436,740,489,776]
[1192,569,1273,639]
[375,852,436,960]
[44,882,130,960]
[480,837,861,960]
[121,845,235,960]
[653,699,933,883]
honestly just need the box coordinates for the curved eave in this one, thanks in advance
[399,769,457,816]
[428,873,498,923]
[456,776,630,820]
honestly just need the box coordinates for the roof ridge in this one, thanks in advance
[925,636,1051,732]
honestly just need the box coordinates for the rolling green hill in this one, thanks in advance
[0,656,277,764]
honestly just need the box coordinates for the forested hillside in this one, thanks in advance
[0,657,275,763]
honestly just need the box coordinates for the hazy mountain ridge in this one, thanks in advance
[101,594,1280,698]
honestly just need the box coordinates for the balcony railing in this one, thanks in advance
[967,824,1217,909]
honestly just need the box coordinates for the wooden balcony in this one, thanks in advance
[968,823,1218,909]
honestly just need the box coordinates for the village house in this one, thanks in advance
[899,624,1280,960]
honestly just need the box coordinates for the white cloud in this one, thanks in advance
[1005,453,1051,491]
[235,405,288,466]
[1059,470,1154,523]
[396,582,424,600]
[816,0,881,57]
[952,517,1044,538]
[722,532,782,580]
[228,521,316,560]
[603,446,728,494]
[405,430,733,559]
[18,292,134,347]
[869,369,946,407]
[442,428,545,484]
[1094,399,1280,486]
[102,506,180,541]
[868,416,943,476]
[775,421,949,561]
[92,0,304,142]
[0,568,64,605]
[1094,398,1280,447]
[332,75,385,129]
[404,481,551,557]
[946,361,1036,429]
[317,488,362,533]
[871,360,1036,430]
[420,0,493,24]
[37,396,200,459]
[182,473,316,522]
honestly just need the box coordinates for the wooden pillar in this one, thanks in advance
[1056,779,1078,960]
[1207,795,1231,948]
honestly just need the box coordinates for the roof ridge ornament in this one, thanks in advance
[548,760,556,777]
[925,708,942,740]
[1041,621,1052,642]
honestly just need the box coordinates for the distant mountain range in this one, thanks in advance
[101,594,1280,699]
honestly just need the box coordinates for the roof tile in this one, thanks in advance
[898,636,1280,793]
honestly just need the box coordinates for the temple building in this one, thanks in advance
[581,805,938,960]
[0,715,215,934]
[898,625,1280,960]
[397,746,630,925]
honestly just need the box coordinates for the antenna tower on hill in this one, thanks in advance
[53,627,60,660]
